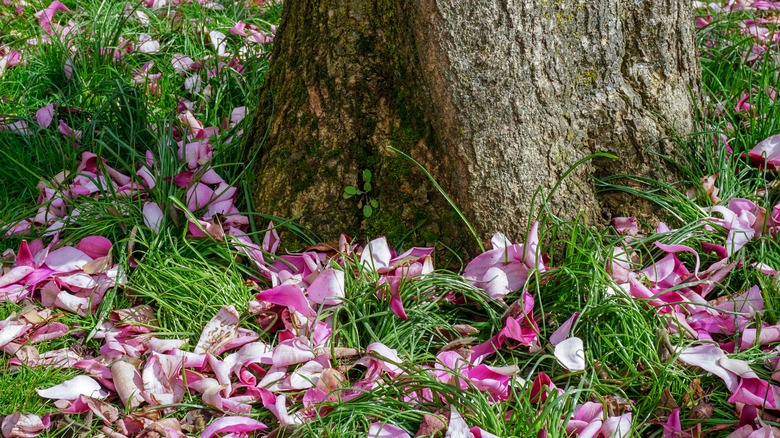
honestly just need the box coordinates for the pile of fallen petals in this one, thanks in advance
[6,0,780,436]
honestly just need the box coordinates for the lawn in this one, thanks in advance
[1,1,780,437]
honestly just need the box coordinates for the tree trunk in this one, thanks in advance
[245,0,700,254]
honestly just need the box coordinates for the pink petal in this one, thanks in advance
[186,183,215,211]
[35,104,55,128]
[361,237,392,271]
[470,427,501,438]
[255,284,312,316]
[655,241,701,277]
[365,342,403,376]
[262,223,280,254]
[76,236,112,259]
[748,133,780,169]
[0,266,34,288]
[467,364,513,399]
[142,202,164,234]
[230,106,246,125]
[111,360,144,409]
[661,408,683,438]
[600,413,632,437]
[368,423,411,438]
[272,337,314,367]
[44,247,93,272]
[1,413,50,438]
[550,312,579,346]
[229,21,247,36]
[201,416,267,438]
[612,217,638,236]
[0,323,30,349]
[137,33,159,53]
[386,277,408,320]
[677,344,738,392]
[142,352,184,405]
[209,30,229,57]
[36,375,107,400]
[523,221,545,272]
[445,406,475,438]
[307,268,345,305]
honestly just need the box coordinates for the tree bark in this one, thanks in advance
[245,0,700,254]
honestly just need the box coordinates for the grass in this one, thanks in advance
[2,1,780,437]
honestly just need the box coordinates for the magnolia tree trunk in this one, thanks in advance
[245,0,699,253]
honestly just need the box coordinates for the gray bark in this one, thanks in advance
[245,0,700,253]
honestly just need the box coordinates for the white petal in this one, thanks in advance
[36,375,107,400]
[554,337,586,372]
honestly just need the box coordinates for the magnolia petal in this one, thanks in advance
[201,416,267,438]
[255,284,312,316]
[0,266,34,288]
[307,268,345,305]
[1,413,50,438]
[272,337,314,367]
[137,33,159,53]
[445,406,476,438]
[36,375,107,400]
[77,236,112,259]
[523,221,545,272]
[195,305,240,355]
[35,104,55,129]
[655,241,701,277]
[208,30,229,57]
[553,337,586,372]
[550,312,579,346]
[44,247,93,272]
[678,344,738,392]
[0,323,31,349]
[368,423,411,438]
[490,232,509,249]
[262,223,280,254]
[600,413,632,438]
[142,202,164,234]
[361,237,392,271]
[612,217,638,236]
[57,272,97,289]
[111,360,144,409]
[470,427,502,438]
[748,133,780,169]
[288,360,324,390]
[365,342,403,376]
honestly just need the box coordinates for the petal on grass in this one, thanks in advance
[367,423,411,438]
[678,344,738,392]
[1,413,50,438]
[272,337,314,367]
[76,236,112,259]
[142,202,164,234]
[748,133,780,169]
[550,312,579,346]
[201,416,267,438]
[194,305,240,355]
[44,247,93,272]
[445,406,476,438]
[36,375,107,400]
[110,360,144,409]
[35,104,55,128]
[307,268,345,305]
[361,237,392,271]
[553,337,586,372]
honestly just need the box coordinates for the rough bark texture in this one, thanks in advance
[245,0,700,254]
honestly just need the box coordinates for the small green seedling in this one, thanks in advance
[343,169,380,218]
